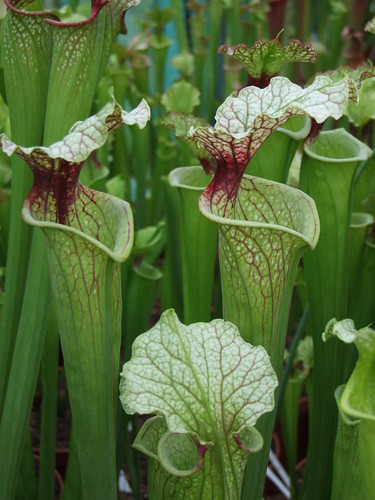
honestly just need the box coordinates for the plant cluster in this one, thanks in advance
[0,1,375,499]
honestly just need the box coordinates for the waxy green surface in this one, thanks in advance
[325,319,375,499]
[331,385,364,500]
[200,175,319,349]
[300,129,372,500]
[169,166,217,324]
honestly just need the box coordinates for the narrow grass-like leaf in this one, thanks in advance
[0,0,52,401]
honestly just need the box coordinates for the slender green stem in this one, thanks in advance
[276,304,310,418]
[0,158,32,408]
[170,0,189,53]
[38,307,60,500]
[0,232,51,499]
[202,0,222,119]
[169,166,217,324]
[124,261,163,360]
[160,177,183,317]
[300,129,371,500]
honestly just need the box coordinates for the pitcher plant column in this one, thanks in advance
[0,98,150,499]
[299,128,372,500]
[165,73,355,498]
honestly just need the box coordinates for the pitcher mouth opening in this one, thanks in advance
[22,192,134,263]
[199,174,320,250]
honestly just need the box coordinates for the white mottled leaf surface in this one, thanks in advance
[120,309,277,440]
[164,74,356,201]
[120,309,278,497]
[218,38,316,79]
[208,75,354,139]
[1,97,150,164]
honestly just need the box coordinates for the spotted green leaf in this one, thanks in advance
[218,37,316,82]
[161,81,201,114]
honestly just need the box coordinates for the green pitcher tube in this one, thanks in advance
[350,238,375,327]
[169,166,217,324]
[331,385,364,500]
[248,115,311,183]
[124,261,163,360]
[160,176,183,317]
[199,174,319,499]
[0,98,150,500]
[329,322,375,500]
[348,212,374,315]
[299,128,372,500]
[25,199,133,500]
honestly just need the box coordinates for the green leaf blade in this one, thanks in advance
[218,38,316,81]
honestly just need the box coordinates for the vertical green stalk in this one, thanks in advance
[160,176,183,317]
[149,126,178,224]
[299,129,371,500]
[150,38,172,97]
[170,0,188,53]
[124,261,163,360]
[348,212,374,317]
[331,386,363,500]
[316,0,331,40]
[199,174,320,500]
[248,115,311,183]
[169,166,217,324]
[280,379,304,498]
[278,311,311,499]
[0,3,51,404]
[129,120,152,229]
[0,234,51,499]
[226,0,243,45]
[0,2,142,496]
[38,308,60,500]
[202,0,222,119]
[323,1,348,70]
[350,238,375,327]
